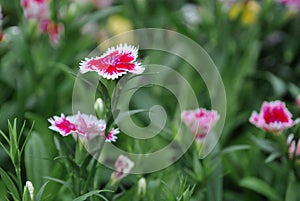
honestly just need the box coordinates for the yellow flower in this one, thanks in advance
[105,15,135,44]
[229,0,260,25]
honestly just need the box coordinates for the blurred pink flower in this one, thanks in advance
[279,0,300,10]
[296,95,300,108]
[0,5,2,42]
[288,134,300,158]
[181,108,220,143]
[39,19,64,45]
[21,0,50,20]
[249,101,300,133]
[111,155,134,182]
[92,0,114,8]
[105,128,120,142]
[79,43,144,80]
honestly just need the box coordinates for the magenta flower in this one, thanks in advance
[279,0,300,10]
[249,101,300,133]
[111,155,134,182]
[79,43,144,80]
[181,108,220,143]
[48,114,77,136]
[21,0,50,20]
[105,128,120,142]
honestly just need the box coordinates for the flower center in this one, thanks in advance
[263,106,289,124]
[55,118,76,135]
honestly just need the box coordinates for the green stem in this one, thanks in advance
[82,139,106,193]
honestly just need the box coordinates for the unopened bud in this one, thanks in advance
[137,177,146,195]
[94,98,105,117]
[24,181,34,201]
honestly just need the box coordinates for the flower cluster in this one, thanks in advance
[111,155,134,183]
[21,0,63,45]
[48,112,119,142]
[79,43,144,80]
[182,108,220,143]
[249,101,299,134]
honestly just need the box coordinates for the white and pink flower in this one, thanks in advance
[48,112,119,142]
[249,101,300,133]
[111,155,134,182]
[105,128,120,142]
[181,108,220,143]
[48,114,77,136]
[79,43,144,80]
[287,134,300,158]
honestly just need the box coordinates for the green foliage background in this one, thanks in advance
[0,0,300,200]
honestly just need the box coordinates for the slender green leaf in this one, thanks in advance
[0,168,20,201]
[73,190,112,201]
[35,181,49,201]
[20,121,34,155]
[43,176,73,193]
[0,130,10,144]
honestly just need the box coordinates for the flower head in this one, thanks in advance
[182,108,220,143]
[79,43,144,80]
[249,101,300,133]
[67,112,106,138]
[111,155,134,182]
[48,114,77,136]
[105,128,120,142]
[49,112,105,136]
[21,0,50,20]
[229,0,260,25]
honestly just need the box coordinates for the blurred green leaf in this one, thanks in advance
[222,145,251,155]
[240,177,282,201]
[265,72,286,97]
[25,132,51,189]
